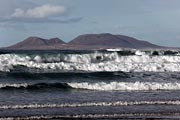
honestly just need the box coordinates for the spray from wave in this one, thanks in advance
[0,50,180,73]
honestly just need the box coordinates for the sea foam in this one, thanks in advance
[68,81,180,91]
[1,100,180,109]
[0,50,180,72]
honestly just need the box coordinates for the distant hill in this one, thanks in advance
[48,38,65,45]
[69,33,161,48]
[7,37,65,49]
[5,33,164,50]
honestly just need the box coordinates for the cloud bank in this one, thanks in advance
[11,4,66,18]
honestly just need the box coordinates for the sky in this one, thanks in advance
[0,0,180,47]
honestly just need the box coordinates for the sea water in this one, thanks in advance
[0,49,180,119]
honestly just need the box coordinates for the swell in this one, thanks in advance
[0,83,72,90]
[0,71,129,79]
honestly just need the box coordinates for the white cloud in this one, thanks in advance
[11,4,66,18]
[0,4,82,24]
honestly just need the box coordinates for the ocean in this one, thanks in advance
[0,49,180,119]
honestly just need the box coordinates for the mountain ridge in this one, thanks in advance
[4,33,164,50]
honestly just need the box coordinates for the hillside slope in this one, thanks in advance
[69,33,161,48]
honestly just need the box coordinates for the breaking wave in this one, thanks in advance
[0,49,180,72]
[68,81,180,91]
[1,81,180,91]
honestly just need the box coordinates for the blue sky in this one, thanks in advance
[0,0,180,47]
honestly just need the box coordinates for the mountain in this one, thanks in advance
[5,33,164,50]
[7,37,65,49]
[48,38,65,45]
[69,33,161,48]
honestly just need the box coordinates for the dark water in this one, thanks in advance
[0,50,180,119]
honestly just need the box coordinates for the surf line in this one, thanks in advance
[1,100,180,110]
[2,113,180,120]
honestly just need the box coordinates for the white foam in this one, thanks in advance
[1,100,180,109]
[1,52,180,72]
[68,81,180,91]
[3,113,180,120]
[106,48,123,52]
[34,55,42,63]
[0,83,28,88]
[135,50,145,56]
